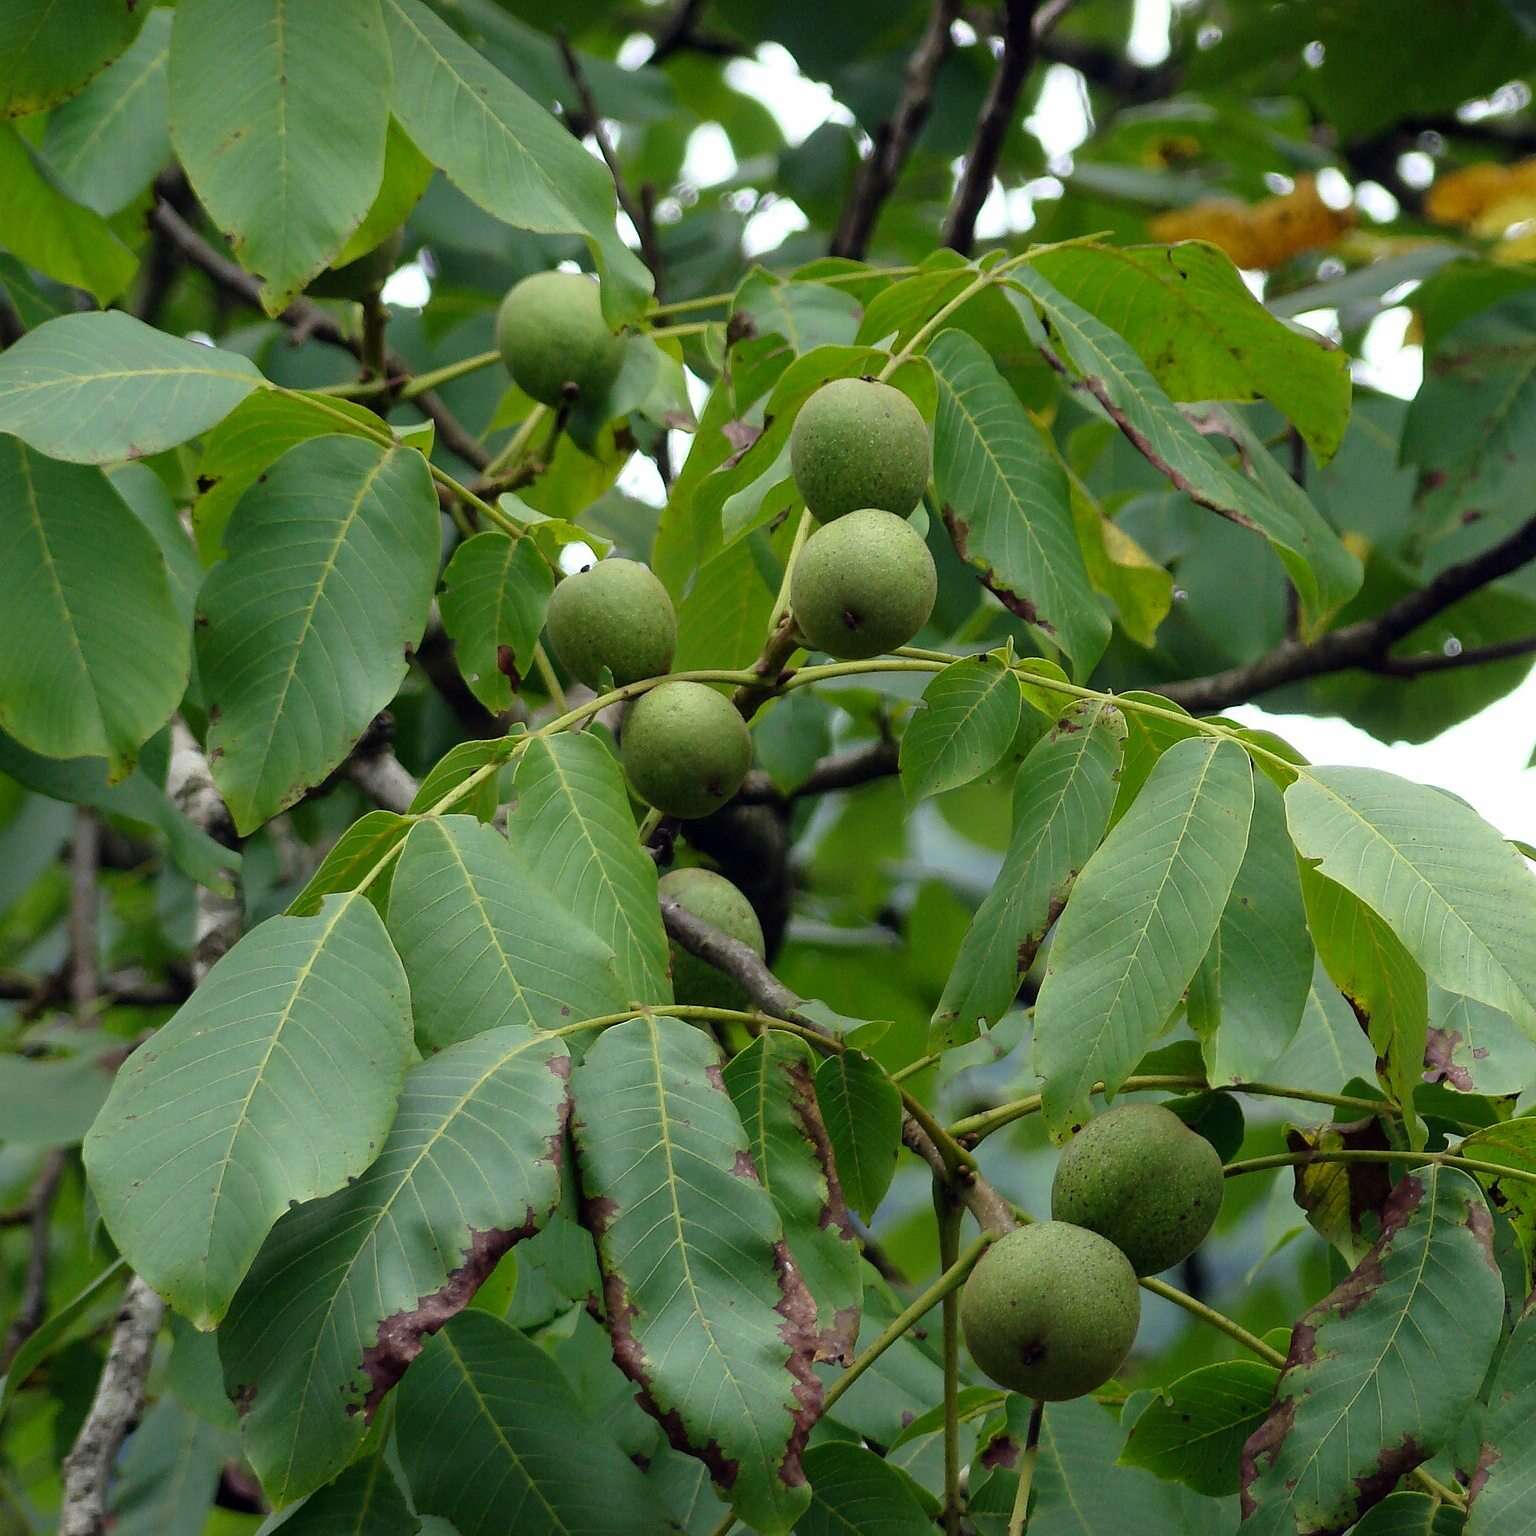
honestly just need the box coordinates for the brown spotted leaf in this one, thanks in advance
[220,1025,571,1506]
[1457,1117,1536,1262]
[1241,1165,1502,1535]
[1285,1117,1399,1267]
[572,1015,819,1535]
[723,1031,863,1366]
[1463,1291,1536,1533]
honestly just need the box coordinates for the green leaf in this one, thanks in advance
[382,0,650,322]
[672,539,778,672]
[796,1442,933,1535]
[1457,1118,1536,1263]
[84,892,413,1328]
[1010,266,1361,637]
[1189,775,1312,1086]
[1266,963,1379,1108]
[0,1050,113,1146]
[723,1032,863,1365]
[333,115,434,268]
[1120,1360,1279,1496]
[1404,291,1536,539]
[0,438,188,775]
[733,270,862,354]
[1352,1492,1467,1536]
[0,125,136,304]
[1425,986,1536,1097]
[109,1398,234,1536]
[41,10,171,217]
[169,0,392,312]
[929,329,1109,675]
[387,816,624,1050]
[571,1015,817,1535]
[1030,241,1352,462]
[396,1311,666,1535]
[900,657,1022,804]
[1242,1166,1503,1535]
[1035,736,1254,1138]
[0,311,264,463]
[933,699,1126,1046]
[0,0,144,115]
[264,1452,420,1536]
[191,389,386,562]
[198,435,439,832]
[438,531,554,714]
[0,251,66,330]
[814,1048,902,1223]
[1301,865,1429,1149]
[1070,482,1173,649]
[1463,1292,1536,1533]
[286,809,412,917]
[409,736,516,822]
[0,1259,125,1415]
[221,1025,571,1504]
[505,732,672,1004]
[1285,766,1536,1036]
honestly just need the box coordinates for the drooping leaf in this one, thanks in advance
[571,1015,818,1535]
[1241,1166,1503,1535]
[1189,774,1313,1086]
[671,538,778,672]
[109,1398,235,1536]
[438,530,554,713]
[1350,1492,1466,1536]
[1463,1292,1536,1533]
[396,1311,665,1535]
[1457,1118,1536,1261]
[0,0,145,115]
[169,0,392,312]
[1120,1360,1279,1496]
[386,815,624,1049]
[84,893,413,1328]
[1010,266,1361,637]
[41,10,172,217]
[930,329,1109,675]
[1286,766,1536,1035]
[0,1259,125,1415]
[1030,241,1352,461]
[0,310,264,463]
[1035,736,1254,1139]
[332,115,435,268]
[221,1026,571,1504]
[505,732,671,1003]
[1070,482,1174,649]
[268,1451,421,1536]
[0,438,189,775]
[814,1048,902,1223]
[382,0,650,321]
[1285,1115,1401,1267]
[899,656,1022,804]
[723,1031,863,1365]
[796,1442,933,1535]
[286,809,413,917]
[1266,962,1379,1104]
[198,435,439,832]
[934,699,1126,1046]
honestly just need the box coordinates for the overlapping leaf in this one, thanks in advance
[899,656,1022,804]
[84,893,413,1328]
[815,1048,902,1223]
[505,732,671,1003]
[1463,1292,1536,1532]
[0,311,264,463]
[220,1026,571,1503]
[571,1015,818,1535]
[1242,1166,1502,1534]
[1120,1360,1279,1496]
[1035,736,1254,1138]
[438,530,554,713]
[287,810,413,917]
[170,0,392,312]
[387,816,624,1049]
[934,699,1126,1045]
[0,0,144,115]
[198,435,438,832]
[724,1032,863,1365]
[272,1451,420,1536]
[797,1442,933,1535]
[930,329,1109,674]
[0,438,188,775]
[397,1311,665,1534]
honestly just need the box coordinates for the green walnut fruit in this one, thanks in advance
[960,1222,1140,1400]
[1051,1103,1225,1276]
[496,271,625,407]
[546,558,676,688]
[791,508,937,660]
[308,229,405,299]
[789,378,930,523]
[623,682,752,819]
[659,867,765,1010]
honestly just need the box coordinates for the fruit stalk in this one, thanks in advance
[1007,1400,1045,1536]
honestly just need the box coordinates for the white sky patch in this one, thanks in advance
[381,261,431,309]
[724,44,847,147]
[682,122,737,188]
[1128,0,1173,64]
[1353,307,1423,399]
[616,452,667,508]
[1026,65,1093,160]
[743,196,809,257]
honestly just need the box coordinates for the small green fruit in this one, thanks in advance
[658,867,765,1010]
[960,1222,1140,1399]
[790,378,930,523]
[622,682,752,819]
[1050,1103,1225,1276]
[546,558,676,688]
[496,271,625,407]
[791,508,937,659]
[308,229,405,299]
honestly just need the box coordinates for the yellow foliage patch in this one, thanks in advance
[1425,157,1536,235]
[1148,175,1354,270]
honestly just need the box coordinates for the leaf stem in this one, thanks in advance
[937,1184,964,1536]
[481,404,548,480]
[1225,1147,1536,1189]
[1007,1400,1044,1536]
[531,642,568,713]
[648,320,718,339]
[1140,1276,1287,1367]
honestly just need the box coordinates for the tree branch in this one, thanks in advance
[831,0,961,259]
[660,897,1018,1233]
[344,714,420,814]
[942,0,1043,255]
[1161,511,1536,713]
[734,738,901,804]
[0,1151,66,1373]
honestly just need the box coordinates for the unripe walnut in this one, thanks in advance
[496,271,624,407]
[622,682,752,820]
[658,867,765,1010]
[789,378,930,523]
[545,558,676,688]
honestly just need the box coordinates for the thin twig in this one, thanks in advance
[68,810,99,1019]
[734,738,901,805]
[1007,1400,1045,1536]
[0,1151,66,1373]
[937,1183,964,1536]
